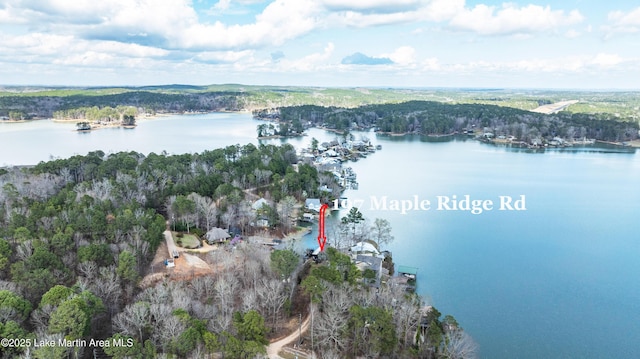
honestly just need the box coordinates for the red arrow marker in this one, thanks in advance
[317,203,329,251]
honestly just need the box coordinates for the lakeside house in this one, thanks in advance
[355,254,385,287]
[305,198,321,212]
[205,227,230,244]
[252,198,275,228]
[349,241,379,255]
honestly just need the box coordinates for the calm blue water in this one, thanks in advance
[335,137,640,359]
[2,114,639,358]
[0,114,347,166]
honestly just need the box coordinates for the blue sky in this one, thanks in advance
[1,0,640,89]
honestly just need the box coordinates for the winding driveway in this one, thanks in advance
[267,314,311,359]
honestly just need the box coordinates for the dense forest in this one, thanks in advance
[2,85,639,144]
[0,145,469,358]
[255,101,640,143]
[0,91,244,119]
[52,106,138,122]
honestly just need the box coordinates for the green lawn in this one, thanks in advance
[173,232,201,249]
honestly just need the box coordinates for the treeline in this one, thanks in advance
[299,247,476,358]
[0,91,245,118]
[256,120,304,137]
[0,144,339,358]
[258,101,640,142]
[0,143,477,358]
[53,105,137,121]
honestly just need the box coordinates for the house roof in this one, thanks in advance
[252,198,269,210]
[305,198,321,211]
[350,242,379,254]
[356,254,382,268]
[206,228,230,241]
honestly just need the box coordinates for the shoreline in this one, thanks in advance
[257,133,306,140]
[8,111,640,150]
[50,110,248,125]
[596,139,640,148]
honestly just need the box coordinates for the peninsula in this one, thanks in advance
[3,85,637,147]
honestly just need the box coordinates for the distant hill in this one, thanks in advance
[1,84,639,123]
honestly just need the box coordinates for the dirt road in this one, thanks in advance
[267,314,311,359]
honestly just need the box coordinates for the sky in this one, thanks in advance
[1,0,640,89]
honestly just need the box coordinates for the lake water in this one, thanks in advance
[2,113,639,358]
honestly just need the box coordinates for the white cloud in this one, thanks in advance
[324,0,461,27]
[605,7,640,36]
[1,0,589,59]
[207,0,266,15]
[329,10,419,27]
[444,54,631,74]
[213,0,232,12]
[5,0,319,51]
[179,0,321,49]
[565,29,581,38]
[448,4,584,36]
[325,0,582,35]
[279,42,335,71]
[423,0,465,22]
[0,1,29,24]
[321,0,423,13]
[0,31,169,70]
[381,46,416,66]
[0,0,631,88]
[194,50,255,64]
[590,53,623,68]
[421,57,440,70]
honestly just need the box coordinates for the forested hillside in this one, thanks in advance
[3,85,640,142]
[0,144,470,358]
[0,91,244,118]
[0,144,313,357]
[258,101,640,142]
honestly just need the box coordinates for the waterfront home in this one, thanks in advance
[324,149,339,157]
[300,153,315,165]
[355,254,384,287]
[305,198,321,212]
[315,157,341,172]
[349,241,379,255]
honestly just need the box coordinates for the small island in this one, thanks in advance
[58,106,137,131]
[256,120,304,139]
[75,121,91,131]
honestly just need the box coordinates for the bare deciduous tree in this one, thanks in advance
[191,276,216,302]
[30,304,56,334]
[258,278,287,328]
[242,290,259,313]
[441,330,478,359]
[314,284,351,353]
[370,218,394,250]
[113,301,150,341]
[277,196,297,234]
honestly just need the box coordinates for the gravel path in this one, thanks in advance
[267,314,311,358]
